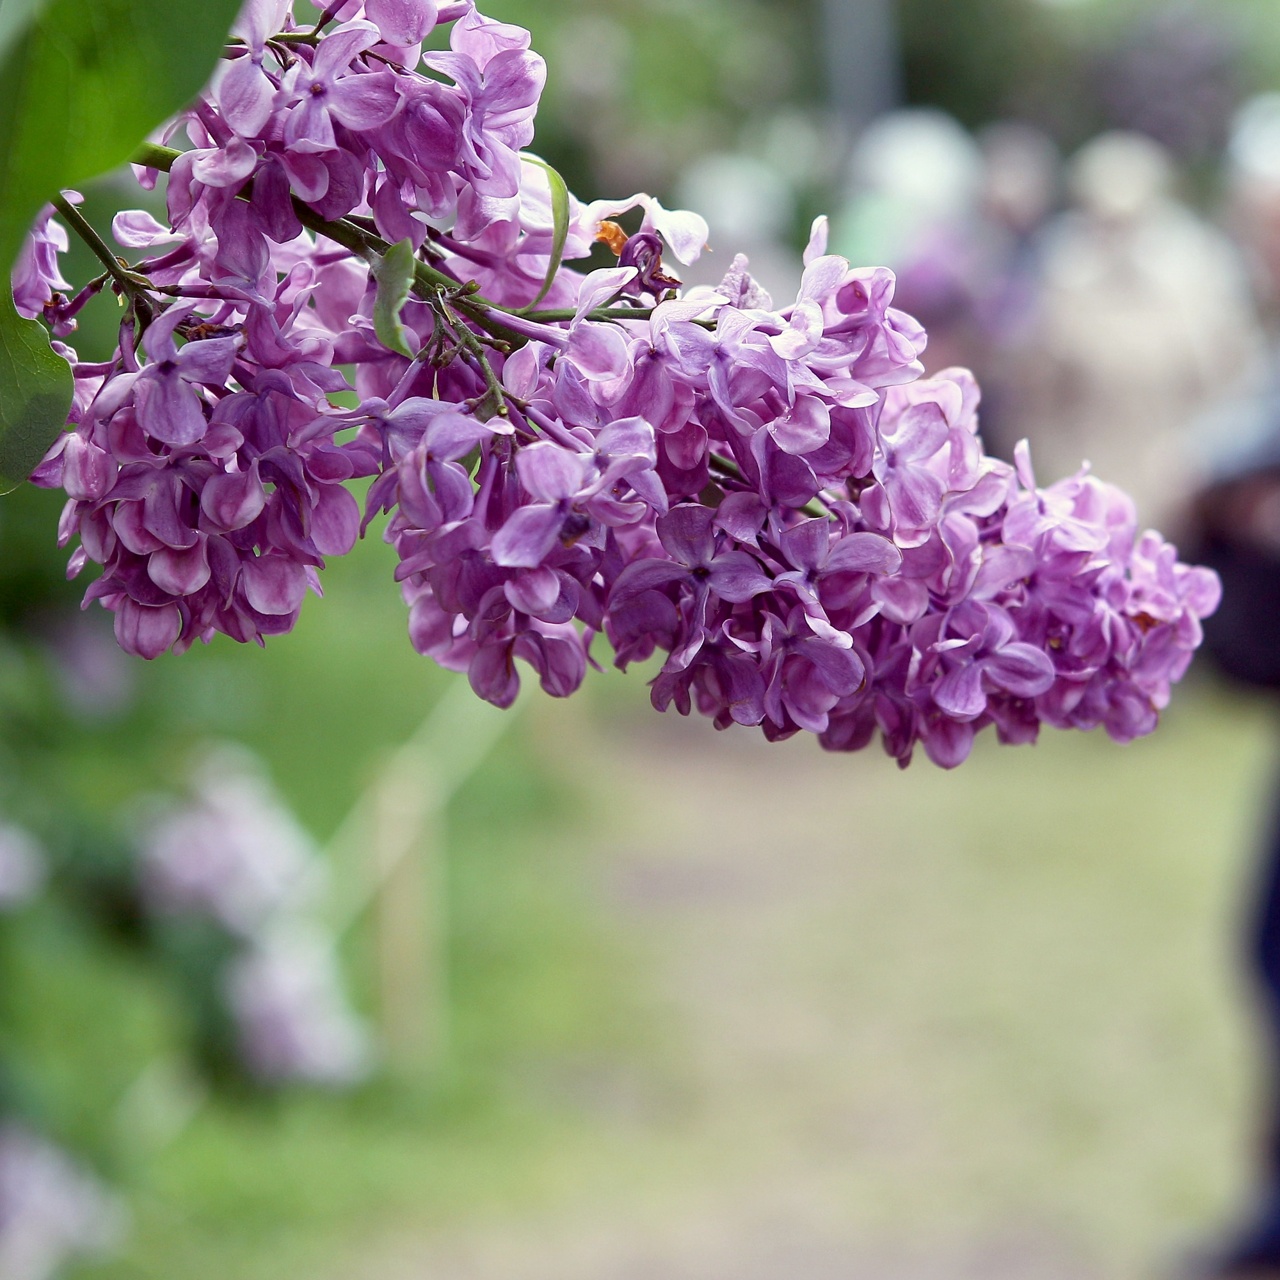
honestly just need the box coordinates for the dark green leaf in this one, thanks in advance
[0,293,70,493]
[519,155,571,314]
[373,238,418,359]
[0,0,49,69]
[0,0,237,495]
[0,0,243,275]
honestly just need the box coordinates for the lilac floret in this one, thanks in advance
[11,202,73,321]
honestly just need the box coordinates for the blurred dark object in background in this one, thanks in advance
[1194,467,1280,691]
[1189,452,1280,1273]
[817,0,899,131]
[898,0,1092,145]
[1094,2,1244,166]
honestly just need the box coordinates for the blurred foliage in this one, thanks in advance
[437,0,1280,249]
[899,0,1084,138]
[48,675,1279,1280]
[462,0,814,202]
[897,0,1280,162]
[0,0,241,272]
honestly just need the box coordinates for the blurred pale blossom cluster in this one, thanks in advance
[831,104,1271,536]
[225,923,372,1086]
[141,747,319,935]
[141,746,371,1086]
[0,1126,124,1280]
[0,825,46,911]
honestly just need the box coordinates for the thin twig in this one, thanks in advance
[440,303,510,419]
[51,196,147,298]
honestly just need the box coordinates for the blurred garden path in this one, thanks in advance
[334,680,1274,1280]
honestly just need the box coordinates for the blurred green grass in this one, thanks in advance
[563,669,1276,1271]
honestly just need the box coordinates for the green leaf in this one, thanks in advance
[0,0,243,276]
[519,154,571,313]
[0,292,71,493]
[0,0,237,494]
[373,238,419,359]
[0,0,49,69]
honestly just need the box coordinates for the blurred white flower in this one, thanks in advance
[139,744,320,936]
[0,1125,125,1280]
[224,923,372,1087]
[0,825,46,911]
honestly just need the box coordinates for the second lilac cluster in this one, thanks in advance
[385,229,1218,766]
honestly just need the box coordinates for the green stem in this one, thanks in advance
[522,306,714,330]
[51,195,147,299]
[708,452,745,484]
[440,304,510,420]
[522,306,654,323]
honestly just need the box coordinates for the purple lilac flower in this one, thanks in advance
[279,23,401,153]
[15,0,1219,766]
[32,270,373,656]
[366,0,440,48]
[216,0,292,138]
[10,202,73,323]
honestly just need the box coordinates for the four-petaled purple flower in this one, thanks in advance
[132,307,240,446]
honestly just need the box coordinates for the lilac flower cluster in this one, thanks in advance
[386,232,1219,765]
[14,0,1219,766]
[141,746,371,1085]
